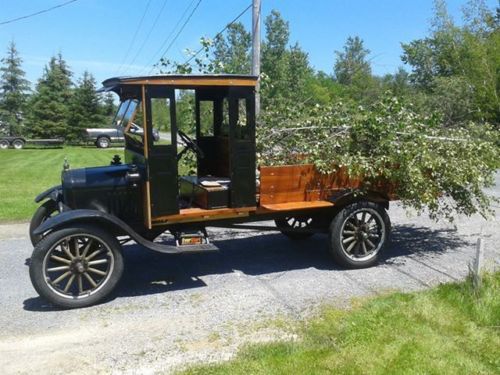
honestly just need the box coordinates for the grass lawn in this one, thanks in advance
[0,147,119,222]
[183,273,500,374]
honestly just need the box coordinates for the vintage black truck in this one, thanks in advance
[28,74,395,308]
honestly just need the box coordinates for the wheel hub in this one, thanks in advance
[70,258,88,274]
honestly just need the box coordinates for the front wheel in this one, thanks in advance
[29,225,124,309]
[328,201,390,269]
[0,139,9,149]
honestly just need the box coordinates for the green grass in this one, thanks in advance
[182,273,500,375]
[0,147,118,222]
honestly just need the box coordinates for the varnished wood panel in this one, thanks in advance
[152,206,256,225]
[259,164,395,205]
[259,200,334,211]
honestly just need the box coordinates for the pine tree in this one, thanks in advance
[67,71,105,141]
[102,92,116,120]
[0,41,30,136]
[334,36,372,86]
[28,54,73,138]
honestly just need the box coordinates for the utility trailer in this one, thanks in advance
[28,75,396,308]
[0,136,64,149]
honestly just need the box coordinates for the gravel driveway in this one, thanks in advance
[0,174,498,374]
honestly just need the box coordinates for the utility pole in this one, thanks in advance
[252,0,261,117]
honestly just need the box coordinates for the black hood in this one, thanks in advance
[62,164,132,190]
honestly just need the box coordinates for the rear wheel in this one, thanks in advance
[96,136,110,148]
[0,139,9,149]
[12,139,24,149]
[328,201,390,268]
[29,200,59,246]
[275,215,316,240]
[29,225,124,309]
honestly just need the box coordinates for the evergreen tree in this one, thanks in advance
[334,36,372,85]
[28,54,73,138]
[67,71,105,141]
[0,41,30,136]
[102,92,116,119]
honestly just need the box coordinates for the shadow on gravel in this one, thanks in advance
[22,224,470,310]
[113,224,469,300]
[382,225,470,264]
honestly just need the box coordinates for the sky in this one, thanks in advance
[0,0,497,87]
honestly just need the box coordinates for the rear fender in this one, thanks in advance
[329,190,389,210]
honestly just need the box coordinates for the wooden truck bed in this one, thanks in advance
[153,164,395,225]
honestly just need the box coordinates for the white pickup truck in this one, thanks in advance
[85,124,159,148]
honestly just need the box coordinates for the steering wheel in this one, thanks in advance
[178,130,204,159]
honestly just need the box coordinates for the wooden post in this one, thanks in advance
[252,0,261,118]
[471,238,484,291]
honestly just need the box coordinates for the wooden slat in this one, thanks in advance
[121,78,257,87]
[259,201,334,211]
[152,206,256,225]
[259,164,315,205]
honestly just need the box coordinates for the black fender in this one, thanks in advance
[35,185,62,203]
[32,209,181,254]
[329,189,390,210]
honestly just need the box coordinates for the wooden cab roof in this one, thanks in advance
[100,74,258,92]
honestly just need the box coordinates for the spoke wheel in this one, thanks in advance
[30,225,124,308]
[275,216,315,240]
[329,201,390,268]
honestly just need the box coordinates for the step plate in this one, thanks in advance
[177,243,219,253]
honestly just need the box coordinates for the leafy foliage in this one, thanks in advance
[259,96,499,220]
[402,0,500,125]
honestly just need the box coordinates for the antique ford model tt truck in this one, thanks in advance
[29,75,394,308]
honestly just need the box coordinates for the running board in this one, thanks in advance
[139,240,219,254]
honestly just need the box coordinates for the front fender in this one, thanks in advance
[32,209,181,254]
[35,185,62,203]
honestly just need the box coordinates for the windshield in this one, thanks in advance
[112,99,139,128]
[112,99,144,150]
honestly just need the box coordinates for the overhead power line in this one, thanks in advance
[141,0,199,74]
[115,0,153,75]
[0,0,80,26]
[126,0,170,71]
[183,3,252,66]
[154,0,203,70]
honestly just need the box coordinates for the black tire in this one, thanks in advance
[275,216,316,240]
[328,201,390,269]
[12,139,24,149]
[29,200,59,247]
[96,136,110,148]
[0,139,9,149]
[29,225,124,309]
